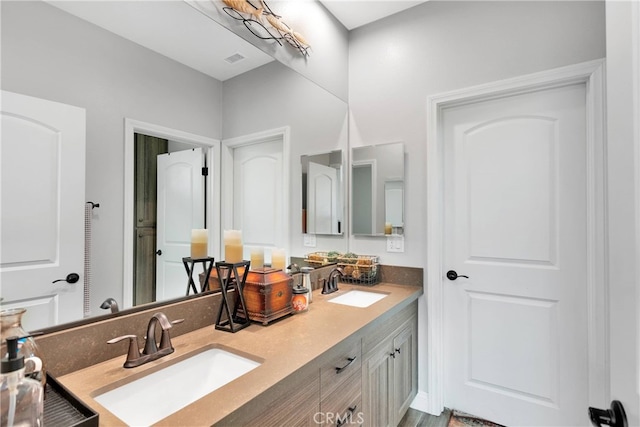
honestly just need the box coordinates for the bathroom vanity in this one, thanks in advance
[56,282,421,426]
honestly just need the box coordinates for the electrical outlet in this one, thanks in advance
[386,235,404,253]
[303,234,317,247]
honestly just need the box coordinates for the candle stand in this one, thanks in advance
[214,260,251,333]
[182,256,215,296]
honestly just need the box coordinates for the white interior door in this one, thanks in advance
[307,161,339,234]
[156,148,204,300]
[1,91,86,331]
[442,83,594,426]
[232,138,284,262]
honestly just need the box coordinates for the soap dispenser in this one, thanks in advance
[300,267,313,303]
[1,336,43,427]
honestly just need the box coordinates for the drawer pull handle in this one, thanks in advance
[335,356,357,374]
[336,405,358,427]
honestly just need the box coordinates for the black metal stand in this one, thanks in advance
[182,257,215,296]
[215,260,251,333]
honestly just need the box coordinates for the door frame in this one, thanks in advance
[417,59,607,415]
[221,126,290,259]
[123,118,220,309]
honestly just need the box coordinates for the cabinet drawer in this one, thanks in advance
[362,303,416,355]
[320,369,362,427]
[320,339,361,399]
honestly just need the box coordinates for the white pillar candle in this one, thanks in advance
[224,230,243,263]
[191,229,208,259]
[250,247,264,270]
[271,248,286,270]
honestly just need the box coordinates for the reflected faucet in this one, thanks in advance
[107,312,184,368]
[100,297,119,313]
[322,267,343,295]
[287,263,300,273]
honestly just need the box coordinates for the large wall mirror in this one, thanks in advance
[1,0,347,331]
[352,142,404,236]
[301,150,344,235]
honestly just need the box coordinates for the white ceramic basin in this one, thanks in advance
[94,346,261,426]
[328,290,388,308]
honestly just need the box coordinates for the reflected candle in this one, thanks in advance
[271,248,286,271]
[384,222,392,235]
[191,229,208,259]
[250,247,264,270]
[224,230,243,263]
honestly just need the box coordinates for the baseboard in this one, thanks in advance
[410,391,443,416]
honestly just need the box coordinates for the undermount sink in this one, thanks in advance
[328,289,388,308]
[93,346,261,426]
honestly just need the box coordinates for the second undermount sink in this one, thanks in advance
[328,289,388,308]
[93,346,261,426]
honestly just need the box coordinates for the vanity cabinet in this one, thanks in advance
[361,304,417,427]
[241,367,320,426]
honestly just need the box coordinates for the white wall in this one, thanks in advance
[348,0,606,267]
[1,1,223,316]
[222,61,349,258]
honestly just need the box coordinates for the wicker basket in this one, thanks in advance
[337,255,379,285]
[305,251,341,266]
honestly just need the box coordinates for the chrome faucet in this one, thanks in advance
[108,312,184,368]
[322,267,344,294]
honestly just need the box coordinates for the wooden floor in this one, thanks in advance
[398,408,452,427]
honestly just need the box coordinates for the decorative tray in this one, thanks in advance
[45,373,99,427]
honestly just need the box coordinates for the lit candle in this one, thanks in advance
[271,248,286,270]
[250,247,264,270]
[224,230,243,263]
[191,229,208,259]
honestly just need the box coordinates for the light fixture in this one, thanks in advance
[219,0,310,57]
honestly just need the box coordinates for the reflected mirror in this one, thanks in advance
[301,150,344,235]
[1,0,347,331]
[352,142,404,236]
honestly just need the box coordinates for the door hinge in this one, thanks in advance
[202,167,208,176]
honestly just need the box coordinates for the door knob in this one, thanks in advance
[589,400,627,427]
[52,273,80,284]
[446,270,469,281]
[156,250,162,256]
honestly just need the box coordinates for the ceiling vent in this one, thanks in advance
[224,53,246,64]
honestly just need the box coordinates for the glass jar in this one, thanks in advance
[0,308,46,388]
[291,284,309,313]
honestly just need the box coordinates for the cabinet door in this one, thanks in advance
[134,134,167,228]
[393,318,417,424]
[134,227,156,305]
[362,343,394,427]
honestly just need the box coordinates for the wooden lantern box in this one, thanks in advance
[243,267,293,325]
[205,266,293,325]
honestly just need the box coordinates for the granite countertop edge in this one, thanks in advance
[58,282,423,426]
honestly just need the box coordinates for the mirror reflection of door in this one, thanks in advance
[352,162,375,235]
[133,134,205,305]
[1,91,86,331]
[384,180,404,228]
[156,148,204,301]
[307,161,339,234]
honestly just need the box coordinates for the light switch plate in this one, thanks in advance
[303,234,317,247]
[386,235,404,252]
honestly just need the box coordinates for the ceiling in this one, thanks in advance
[319,0,429,30]
[47,0,428,82]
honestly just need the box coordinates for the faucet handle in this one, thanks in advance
[107,335,141,367]
[158,318,184,351]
